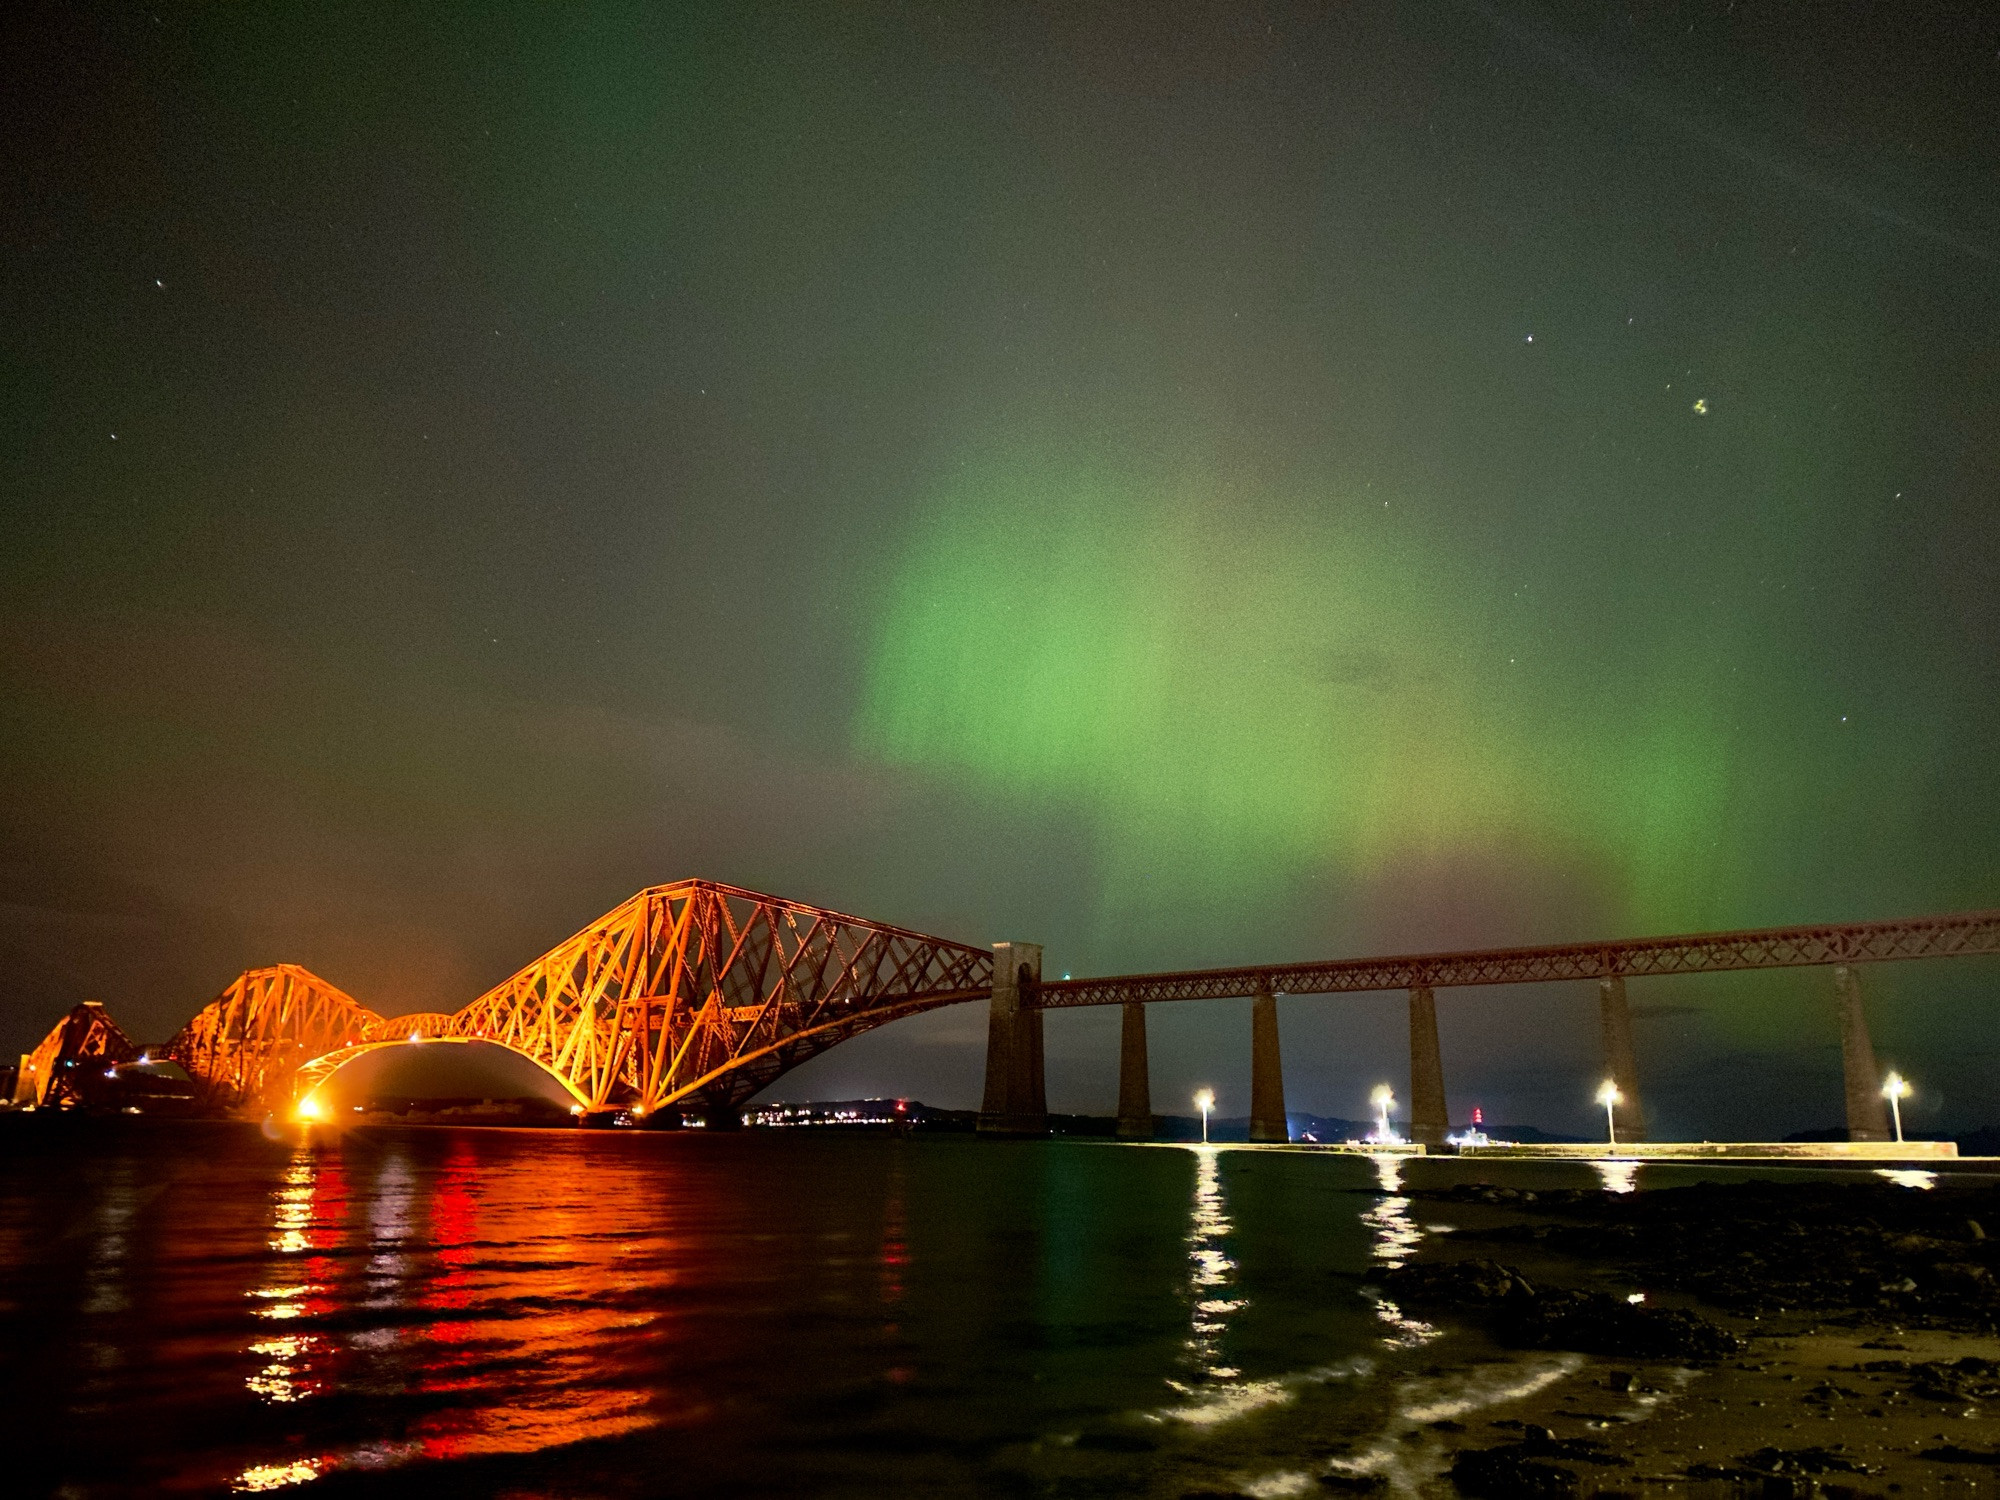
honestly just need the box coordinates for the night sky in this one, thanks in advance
[4,1,1996,1139]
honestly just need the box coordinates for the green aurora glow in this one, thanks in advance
[857,450,1858,943]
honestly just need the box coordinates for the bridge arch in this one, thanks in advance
[292,1036,594,1119]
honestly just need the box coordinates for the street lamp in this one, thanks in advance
[1194,1089,1215,1144]
[1882,1071,1911,1144]
[1596,1079,1623,1146]
[1370,1084,1396,1144]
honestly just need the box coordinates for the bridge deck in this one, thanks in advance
[1036,910,2000,1008]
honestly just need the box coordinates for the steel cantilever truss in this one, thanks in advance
[161,881,992,1118]
[448,881,993,1116]
[1037,909,2000,1009]
[15,1002,140,1107]
[166,965,379,1110]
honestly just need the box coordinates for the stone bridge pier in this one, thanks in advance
[1116,1002,1152,1138]
[978,942,1046,1134]
[970,929,1951,1150]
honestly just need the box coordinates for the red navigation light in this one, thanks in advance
[1472,1106,1484,1125]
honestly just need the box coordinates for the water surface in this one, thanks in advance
[0,1122,1968,1497]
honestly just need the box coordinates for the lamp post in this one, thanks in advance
[1370,1084,1396,1144]
[1882,1071,1910,1144]
[1596,1079,1623,1147]
[1194,1089,1215,1144]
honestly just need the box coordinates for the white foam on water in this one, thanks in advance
[1222,1354,1587,1500]
[1161,1377,1295,1427]
[1237,1469,1317,1497]
[1399,1353,1580,1423]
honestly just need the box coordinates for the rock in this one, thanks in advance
[1381,1260,1739,1359]
[1906,1357,2000,1403]
[1921,1445,2000,1465]
[1379,1259,1536,1305]
[1505,1289,1742,1361]
[1735,1446,1877,1476]
[1448,1446,1579,1497]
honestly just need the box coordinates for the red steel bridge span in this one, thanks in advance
[12,879,1999,1144]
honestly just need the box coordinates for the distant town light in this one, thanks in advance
[296,1095,324,1122]
[1193,1088,1215,1144]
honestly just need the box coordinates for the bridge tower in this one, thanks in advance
[978,941,1046,1134]
[1407,986,1449,1146]
[1116,1003,1152,1137]
[1835,965,1891,1142]
[1248,984,1287,1142]
[1597,977,1647,1142]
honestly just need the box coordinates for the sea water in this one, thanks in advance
[0,1122,1956,1498]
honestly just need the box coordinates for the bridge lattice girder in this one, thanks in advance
[161,882,992,1118]
[1037,909,2000,1007]
[447,881,994,1114]
[165,964,379,1111]
[15,1002,140,1107]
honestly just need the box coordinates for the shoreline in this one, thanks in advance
[1331,1177,2000,1495]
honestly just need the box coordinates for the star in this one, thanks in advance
[1692,398,1709,415]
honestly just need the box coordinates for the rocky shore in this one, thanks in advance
[1363,1176,2000,1496]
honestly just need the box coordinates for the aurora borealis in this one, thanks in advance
[2,1,1995,1137]
[858,448,1749,939]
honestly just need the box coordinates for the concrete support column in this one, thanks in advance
[1598,976,1647,1143]
[1408,986,1449,1147]
[1116,1002,1153,1138]
[1249,985,1288,1143]
[978,942,1046,1134]
[1835,965,1890,1142]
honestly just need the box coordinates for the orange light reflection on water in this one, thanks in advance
[236,1134,669,1488]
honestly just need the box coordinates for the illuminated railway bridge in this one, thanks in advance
[12,879,2000,1144]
